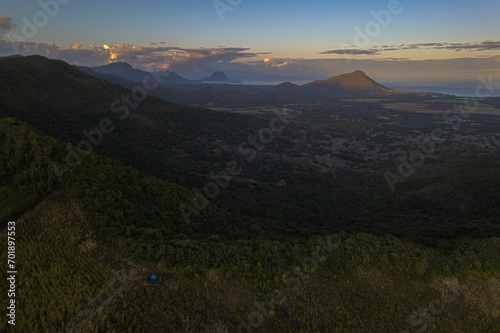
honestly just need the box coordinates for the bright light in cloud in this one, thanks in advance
[260,57,298,69]
[102,44,117,60]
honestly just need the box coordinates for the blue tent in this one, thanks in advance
[150,274,157,280]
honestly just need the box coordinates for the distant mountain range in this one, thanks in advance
[85,62,235,83]
[69,61,479,96]
[83,61,397,94]
[67,59,439,108]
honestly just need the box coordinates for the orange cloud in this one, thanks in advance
[0,40,268,71]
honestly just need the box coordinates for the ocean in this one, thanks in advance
[212,79,500,97]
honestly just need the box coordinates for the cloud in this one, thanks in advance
[437,41,500,51]
[262,57,300,68]
[319,49,380,55]
[0,15,14,38]
[320,40,500,56]
[391,41,500,52]
[0,41,269,76]
[0,37,498,81]
[218,55,500,81]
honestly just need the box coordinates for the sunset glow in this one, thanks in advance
[1,0,499,82]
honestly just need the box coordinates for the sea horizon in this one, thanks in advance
[211,78,500,97]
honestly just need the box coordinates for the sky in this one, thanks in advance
[0,0,499,84]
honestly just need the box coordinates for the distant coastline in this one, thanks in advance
[212,79,499,97]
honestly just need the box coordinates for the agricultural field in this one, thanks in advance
[343,98,391,103]
[382,100,500,114]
